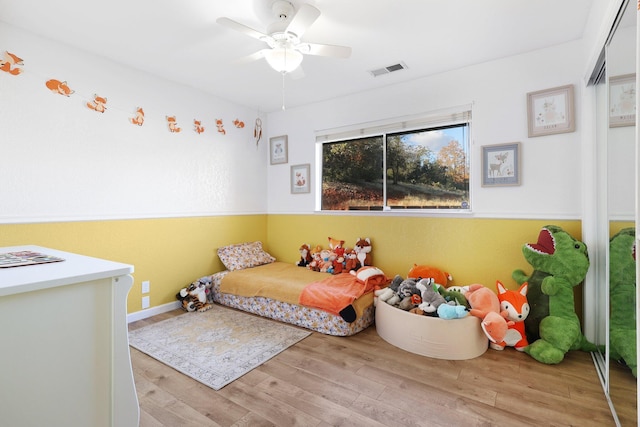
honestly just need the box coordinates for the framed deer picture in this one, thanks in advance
[481,142,521,187]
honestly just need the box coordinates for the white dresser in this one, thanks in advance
[0,245,139,427]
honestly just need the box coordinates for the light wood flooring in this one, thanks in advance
[129,308,632,427]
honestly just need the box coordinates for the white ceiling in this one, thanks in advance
[0,0,594,113]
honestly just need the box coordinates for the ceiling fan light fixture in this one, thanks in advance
[264,47,303,73]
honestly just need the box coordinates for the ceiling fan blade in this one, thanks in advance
[302,43,352,59]
[216,17,271,42]
[234,49,269,65]
[285,4,320,38]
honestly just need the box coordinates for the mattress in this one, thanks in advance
[206,264,375,336]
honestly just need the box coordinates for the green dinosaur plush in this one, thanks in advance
[512,225,598,364]
[436,284,470,308]
[609,227,637,377]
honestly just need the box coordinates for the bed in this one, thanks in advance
[200,241,377,336]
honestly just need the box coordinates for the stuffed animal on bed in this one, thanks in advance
[512,225,599,364]
[353,237,372,269]
[176,280,212,312]
[296,243,312,267]
[609,227,637,377]
[344,248,358,272]
[328,236,346,258]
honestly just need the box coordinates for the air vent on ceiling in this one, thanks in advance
[369,62,408,77]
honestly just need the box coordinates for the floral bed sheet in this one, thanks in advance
[206,270,374,336]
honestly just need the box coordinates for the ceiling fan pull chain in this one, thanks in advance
[281,72,286,111]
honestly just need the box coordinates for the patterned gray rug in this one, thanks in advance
[128,305,310,390]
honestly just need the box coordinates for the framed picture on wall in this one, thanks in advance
[527,84,575,137]
[290,164,310,194]
[269,135,288,165]
[481,142,521,187]
[609,73,636,127]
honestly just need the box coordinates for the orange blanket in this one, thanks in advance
[298,272,377,317]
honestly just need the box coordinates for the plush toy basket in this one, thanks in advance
[375,301,488,360]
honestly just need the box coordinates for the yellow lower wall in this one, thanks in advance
[267,214,582,290]
[0,215,268,313]
[0,214,585,316]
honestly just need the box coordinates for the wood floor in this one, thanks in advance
[129,308,625,427]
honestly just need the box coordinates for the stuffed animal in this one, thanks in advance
[414,278,445,315]
[609,227,637,377]
[407,264,453,287]
[296,243,312,267]
[176,280,212,312]
[319,249,335,273]
[353,237,372,269]
[513,225,598,364]
[464,283,510,345]
[344,248,358,272]
[436,284,469,308]
[375,274,403,305]
[332,254,345,274]
[341,266,389,322]
[308,251,322,272]
[351,265,388,288]
[385,277,420,307]
[437,303,468,319]
[328,236,346,258]
[492,280,529,351]
[395,278,422,310]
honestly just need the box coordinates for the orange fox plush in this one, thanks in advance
[407,264,453,287]
[353,237,372,268]
[493,281,530,351]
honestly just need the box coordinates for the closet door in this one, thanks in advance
[606,0,637,425]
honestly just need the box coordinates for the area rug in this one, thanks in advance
[128,305,310,390]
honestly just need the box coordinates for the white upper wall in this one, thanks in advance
[266,39,587,218]
[0,22,268,223]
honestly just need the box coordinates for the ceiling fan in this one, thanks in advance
[216,1,352,75]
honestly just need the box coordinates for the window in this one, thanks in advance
[319,113,470,211]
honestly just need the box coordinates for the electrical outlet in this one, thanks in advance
[142,296,150,309]
[141,280,150,294]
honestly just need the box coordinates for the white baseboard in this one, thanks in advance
[127,301,181,323]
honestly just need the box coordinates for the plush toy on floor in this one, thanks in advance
[176,279,213,312]
[609,227,637,377]
[492,280,529,351]
[464,283,512,346]
[512,225,598,364]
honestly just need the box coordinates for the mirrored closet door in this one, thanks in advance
[592,0,638,425]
